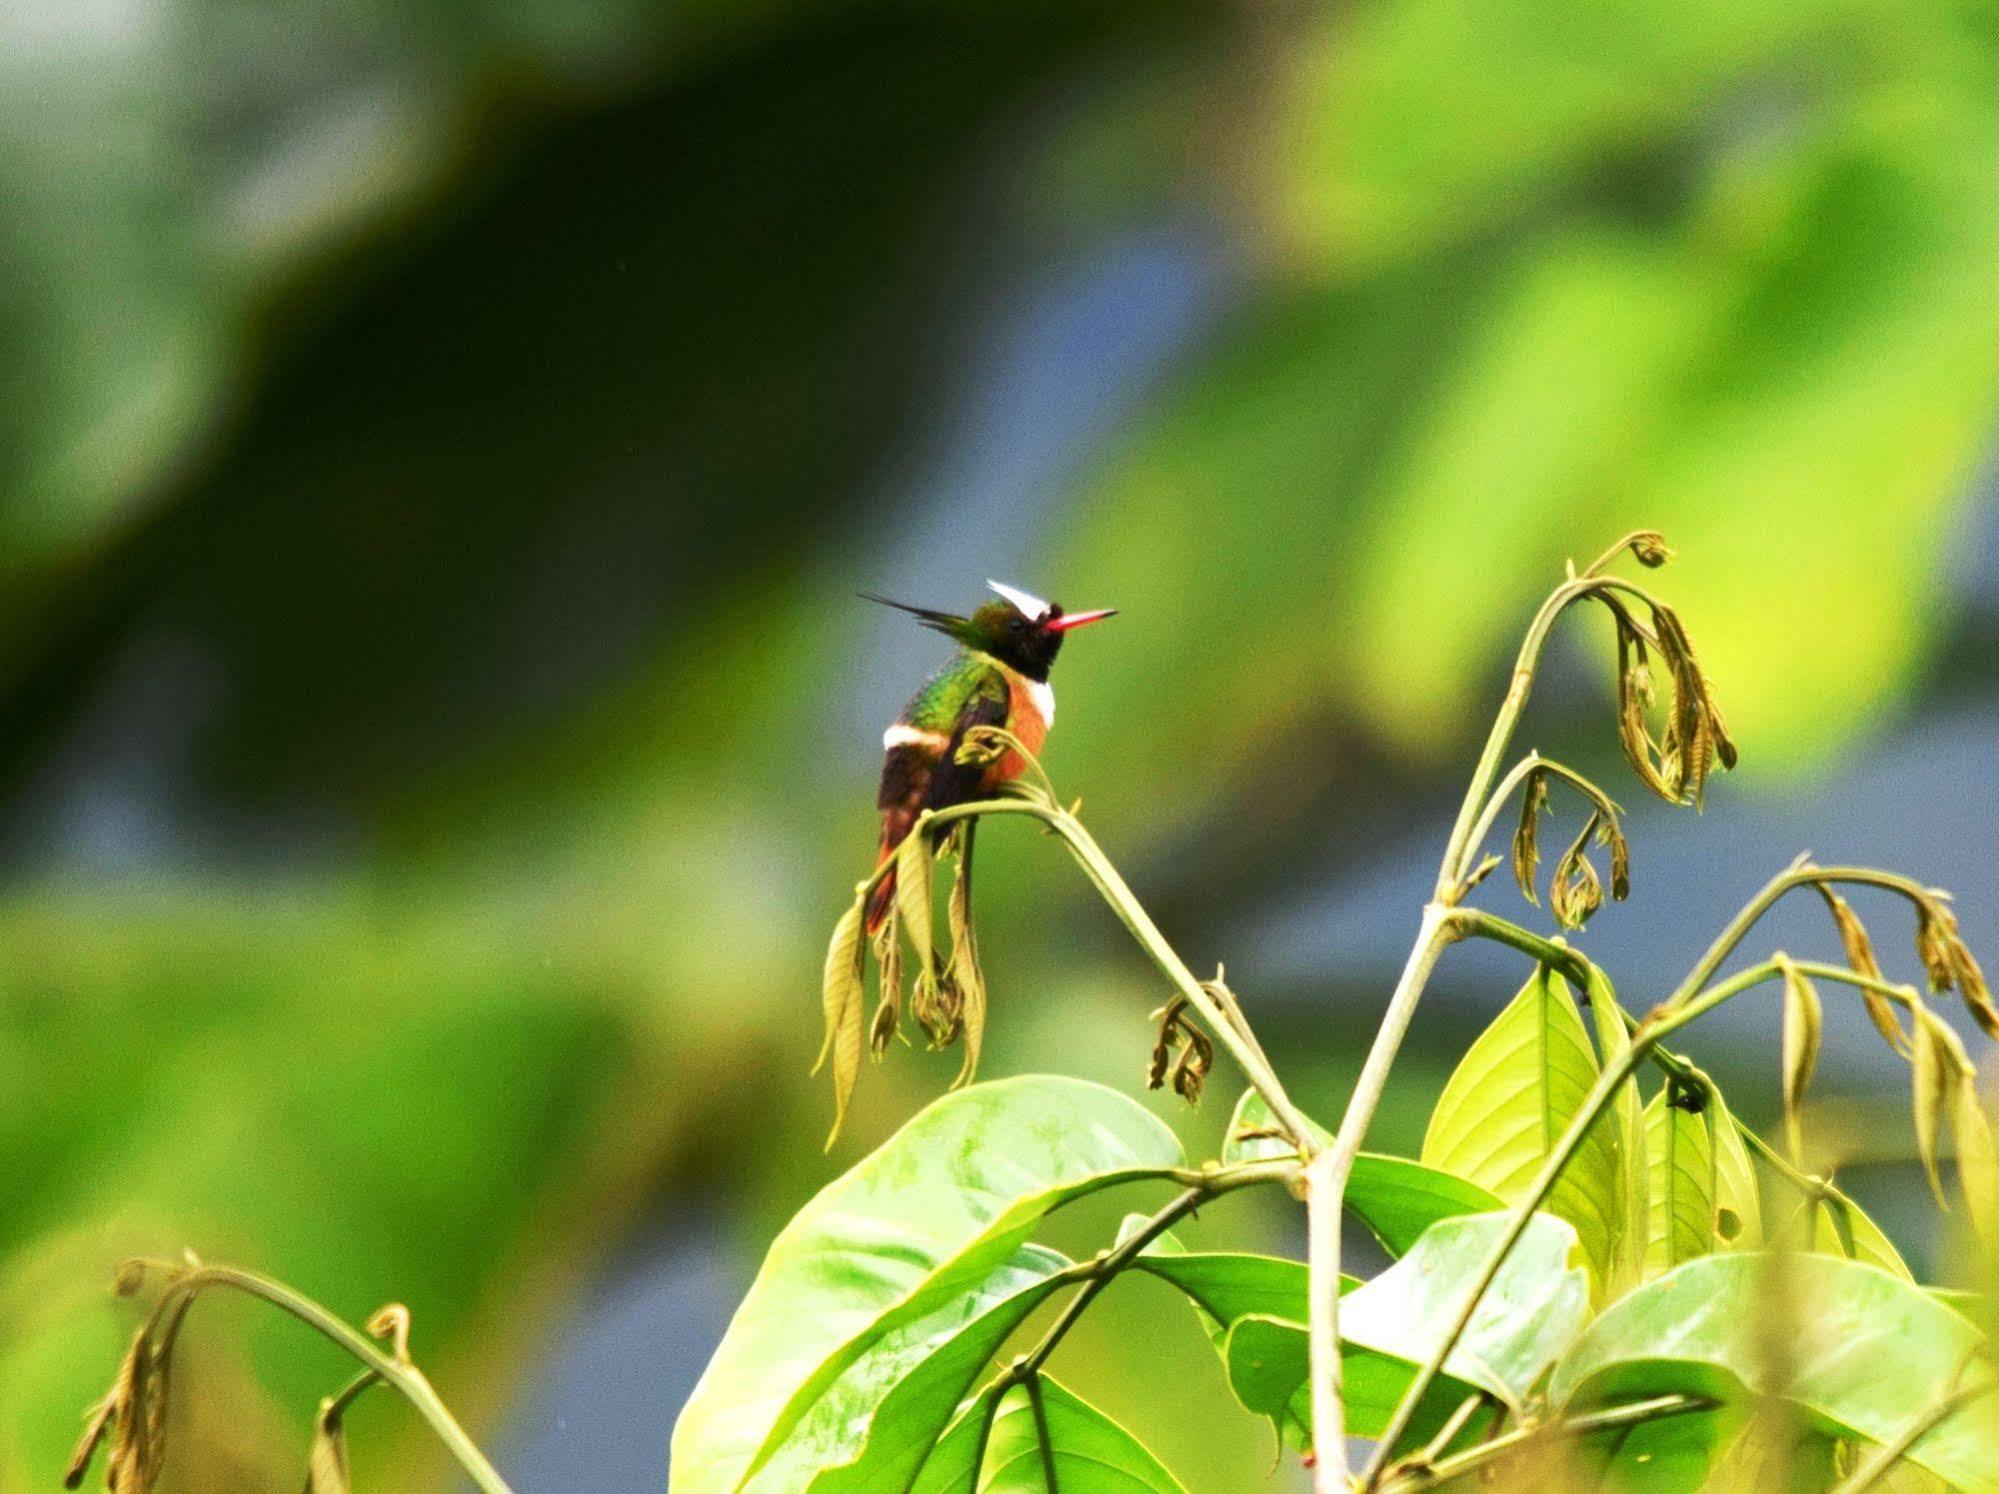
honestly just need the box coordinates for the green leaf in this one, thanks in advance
[1586,972,1649,1292]
[1799,1194,1914,1283]
[1225,1090,1502,1255]
[1644,1088,1717,1274]
[1133,1250,1320,1333]
[912,1376,1187,1493]
[1551,1252,1999,1492]
[1710,1091,1763,1250]
[808,1261,1073,1493]
[1421,968,1622,1286]
[1211,1212,1590,1452]
[669,1076,1183,1494]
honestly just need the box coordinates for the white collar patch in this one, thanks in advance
[987,578,1052,620]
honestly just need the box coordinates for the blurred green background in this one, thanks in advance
[6,0,1999,1488]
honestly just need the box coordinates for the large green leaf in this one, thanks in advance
[1644,1088,1717,1274]
[1552,1252,1999,1491]
[911,1375,1186,1493]
[1421,968,1623,1285]
[669,1076,1182,1494]
[1711,1091,1764,1250]
[1225,1090,1503,1255]
[1209,1212,1589,1452]
[808,1263,1073,1493]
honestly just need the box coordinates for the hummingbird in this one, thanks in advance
[863,579,1116,932]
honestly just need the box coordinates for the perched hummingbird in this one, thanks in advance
[863,580,1116,931]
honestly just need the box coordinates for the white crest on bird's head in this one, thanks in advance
[986,579,1053,621]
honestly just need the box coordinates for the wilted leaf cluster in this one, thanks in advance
[1603,588,1737,809]
[1509,765,1628,930]
[818,815,996,1146]
[67,1262,429,1494]
[1145,993,1212,1105]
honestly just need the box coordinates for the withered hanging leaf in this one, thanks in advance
[1612,614,1677,804]
[1929,899,1999,1037]
[1144,995,1211,1107]
[1780,962,1823,1164]
[869,919,903,1059]
[1605,816,1630,902]
[1549,814,1605,930]
[1814,885,1908,1056]
[816,901,868,1147]
[1911,1005,1958,1210]
[104,1327,167,1494]
[1512,767,1550,905]
[912,963,962,1049]
[1954,1077,1999,1242]
[1145,997,1182,1091]
[894,817,937,978]
[1915,901,1956,993]
[946,827,986,1086]
[306,1407,353,1494]
[1647,602,1734,805]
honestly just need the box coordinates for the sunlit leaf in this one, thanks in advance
[1644,1087,1716,1275]
[670,1076,1182,1494]
[911,1376,1186,1493]
[1421,968,1622,1285]
[1710,1090,1763,1250]
[808,1258,1072,1493]
[1552,1253,1999,1491]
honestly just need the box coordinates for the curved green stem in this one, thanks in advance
[138,1264,510,1494]
[1433,573,1666,903]
[868,796,1319,1155]
[1378,1394,1707,1492]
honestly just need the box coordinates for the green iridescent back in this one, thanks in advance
[899,650,1006,733]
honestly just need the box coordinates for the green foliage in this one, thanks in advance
[1552,1252,1994,1490]
[911,1377,1185,1494]
[670,1076,1181,1494]
[1421,967,1626,1288]
[668,540,1999,1494]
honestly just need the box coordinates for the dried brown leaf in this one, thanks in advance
[1814,885,1908,1056]
[817,901,868,1147]
[1512,768,1550,905]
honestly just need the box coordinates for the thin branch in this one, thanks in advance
[862,796,1319,1154]
[1307,901,1460,1488]
[120,1262,510,1494]
[1025,1374,1060,1493]
[1377,1394,1708,1492]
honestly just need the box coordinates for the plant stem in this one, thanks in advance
[1025,1374,1060,1493]
[878,797,1319,1154]
[1664,863,1939,1009]
[1432,573,1661,902]
[140,1264,511,1494]
[1377,1394,1708,1492]
[1002,1159,1294,1386]
[1307,901,1459,1490]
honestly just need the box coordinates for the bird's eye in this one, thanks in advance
[1009,618,1025,633]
